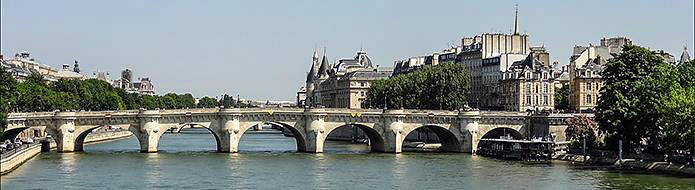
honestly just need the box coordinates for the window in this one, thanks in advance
[543,96,548,105]
[526,96,531,105]
[543,72,547,79]
[543,83,548,93]
[535,83,539,93]
[525,83,531,94]
[587,95,592,104]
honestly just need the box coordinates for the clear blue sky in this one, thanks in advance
[2,0,693,101]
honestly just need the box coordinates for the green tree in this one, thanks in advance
[25,72,47,87]
[16,80,60,112]
[595,45,689,153]
[159,93,179,109]
[0,69,18,134]
[197,96,218,108]
[647,60,694,153]
[141,95,159,109]
[364,62,470,110]
[177,93,196,108]
[219,94,236,108]
[554,85,569,110]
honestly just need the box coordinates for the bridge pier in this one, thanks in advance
[44,112,78,152]
[129,110,166,153]
[303,111,326,153]
[459,111,481,154]
[218,116,241,153]
[382,110,406,153]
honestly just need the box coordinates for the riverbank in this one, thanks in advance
[0,130,132,175]
[553,153,694,177]
[0,144,41,175]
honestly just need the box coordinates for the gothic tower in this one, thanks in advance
[305,50,319,106]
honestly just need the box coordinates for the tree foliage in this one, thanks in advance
[0,69,18,134]
[364,62,470,110]
[554,85,569,110]
[0,73,239,112]
[595,45,694,154]
[197,96,218,108]
[565,115,598,149]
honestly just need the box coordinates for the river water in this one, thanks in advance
[2,128,692,189]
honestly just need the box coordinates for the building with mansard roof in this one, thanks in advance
[300,49,392,108]
[499,50,556,112]
[568,37,629,112]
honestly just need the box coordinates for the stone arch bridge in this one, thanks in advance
[3,108,575,153]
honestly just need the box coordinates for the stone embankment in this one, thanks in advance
[554,153,694,177]
[1,144,41,175]
[0,131,132,175]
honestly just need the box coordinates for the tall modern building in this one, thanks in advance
[302,49,392,108]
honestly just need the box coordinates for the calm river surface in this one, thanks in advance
[2,128,692,189]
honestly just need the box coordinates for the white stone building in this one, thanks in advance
[302,49,392,108]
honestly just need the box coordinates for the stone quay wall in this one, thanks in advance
[1,144,41,175]
[1,130,132,175]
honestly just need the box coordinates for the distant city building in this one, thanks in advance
[112,68,156,95]
[132,77,155,95]
[92,71,110,82]
[0,51,84,81]
[392,46,460,75]
[654,49,676,64]
[302,49,392,108]
[296,86,306,106]
[500,49,556,111]
[552,63,569,89]
[568,37,629,112]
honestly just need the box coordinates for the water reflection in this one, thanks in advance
[144,153,163,187]
[59,152,79,175]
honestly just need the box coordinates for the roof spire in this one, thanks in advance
[680,44,690,64]
[513,4,519,35]
[313,48,318,59]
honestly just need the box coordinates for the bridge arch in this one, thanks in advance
[0,127,31,142]
[263,121,288,131]
[322,123,385,152]
[162,122,222,152]
[479,127,523,140]
[238,121,306,152]
[401,125,462,152]
[170,123,208,133]
[73,125,133,151]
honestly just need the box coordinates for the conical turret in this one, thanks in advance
[680,45,691,64]
[318,55,330,78]
[318,49,330,79]
[306,50,319,82]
